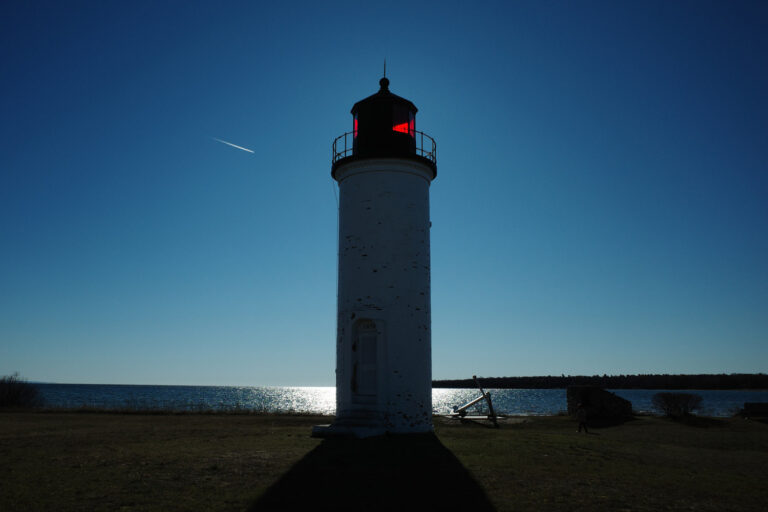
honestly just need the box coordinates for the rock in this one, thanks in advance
[743,402,768,418]
[567,385,632,422]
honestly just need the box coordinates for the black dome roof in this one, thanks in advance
[351,78,417,115]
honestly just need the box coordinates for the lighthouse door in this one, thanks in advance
[352,320,378,401]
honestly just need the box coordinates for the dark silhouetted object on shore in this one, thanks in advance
[742,402,768,419]
[567,386,632,425]
[0,373,42,408]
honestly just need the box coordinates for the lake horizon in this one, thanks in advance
[31,383,768,418]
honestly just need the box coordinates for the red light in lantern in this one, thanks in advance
[393,122,409,134]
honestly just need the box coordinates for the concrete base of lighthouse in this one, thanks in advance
[316,157,435,439]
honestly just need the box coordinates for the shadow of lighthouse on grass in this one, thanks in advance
[249,433,495,511]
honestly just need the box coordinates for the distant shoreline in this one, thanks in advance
[27,373,768,391]
[433,373,768,390]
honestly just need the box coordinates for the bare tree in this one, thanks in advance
[0,373,42,408]
[652,392,702,417]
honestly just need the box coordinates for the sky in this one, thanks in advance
[1,0,766,386]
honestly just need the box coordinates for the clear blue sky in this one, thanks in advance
[1,1,766,386]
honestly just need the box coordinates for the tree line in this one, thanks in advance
[432,373,768,390]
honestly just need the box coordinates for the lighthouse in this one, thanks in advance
[314,77,437,438]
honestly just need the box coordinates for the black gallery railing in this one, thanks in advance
[332,130,437,165]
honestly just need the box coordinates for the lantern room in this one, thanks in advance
[332,78,436,178]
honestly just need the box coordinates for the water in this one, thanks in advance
[33,383,337,415]
[33,383,768,417]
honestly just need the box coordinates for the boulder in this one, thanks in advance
[567,385,632,423]
[743,402,768,418]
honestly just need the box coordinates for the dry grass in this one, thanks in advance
[1,412,766,511]
[0,412,318,511]
[438,415,768,511]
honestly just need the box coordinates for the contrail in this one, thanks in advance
[213,137,255,154]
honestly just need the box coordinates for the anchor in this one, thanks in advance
[450,375,499,427]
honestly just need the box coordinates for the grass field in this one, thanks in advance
[1,412,766,511]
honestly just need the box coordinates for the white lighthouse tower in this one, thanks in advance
[315,77,437,438]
